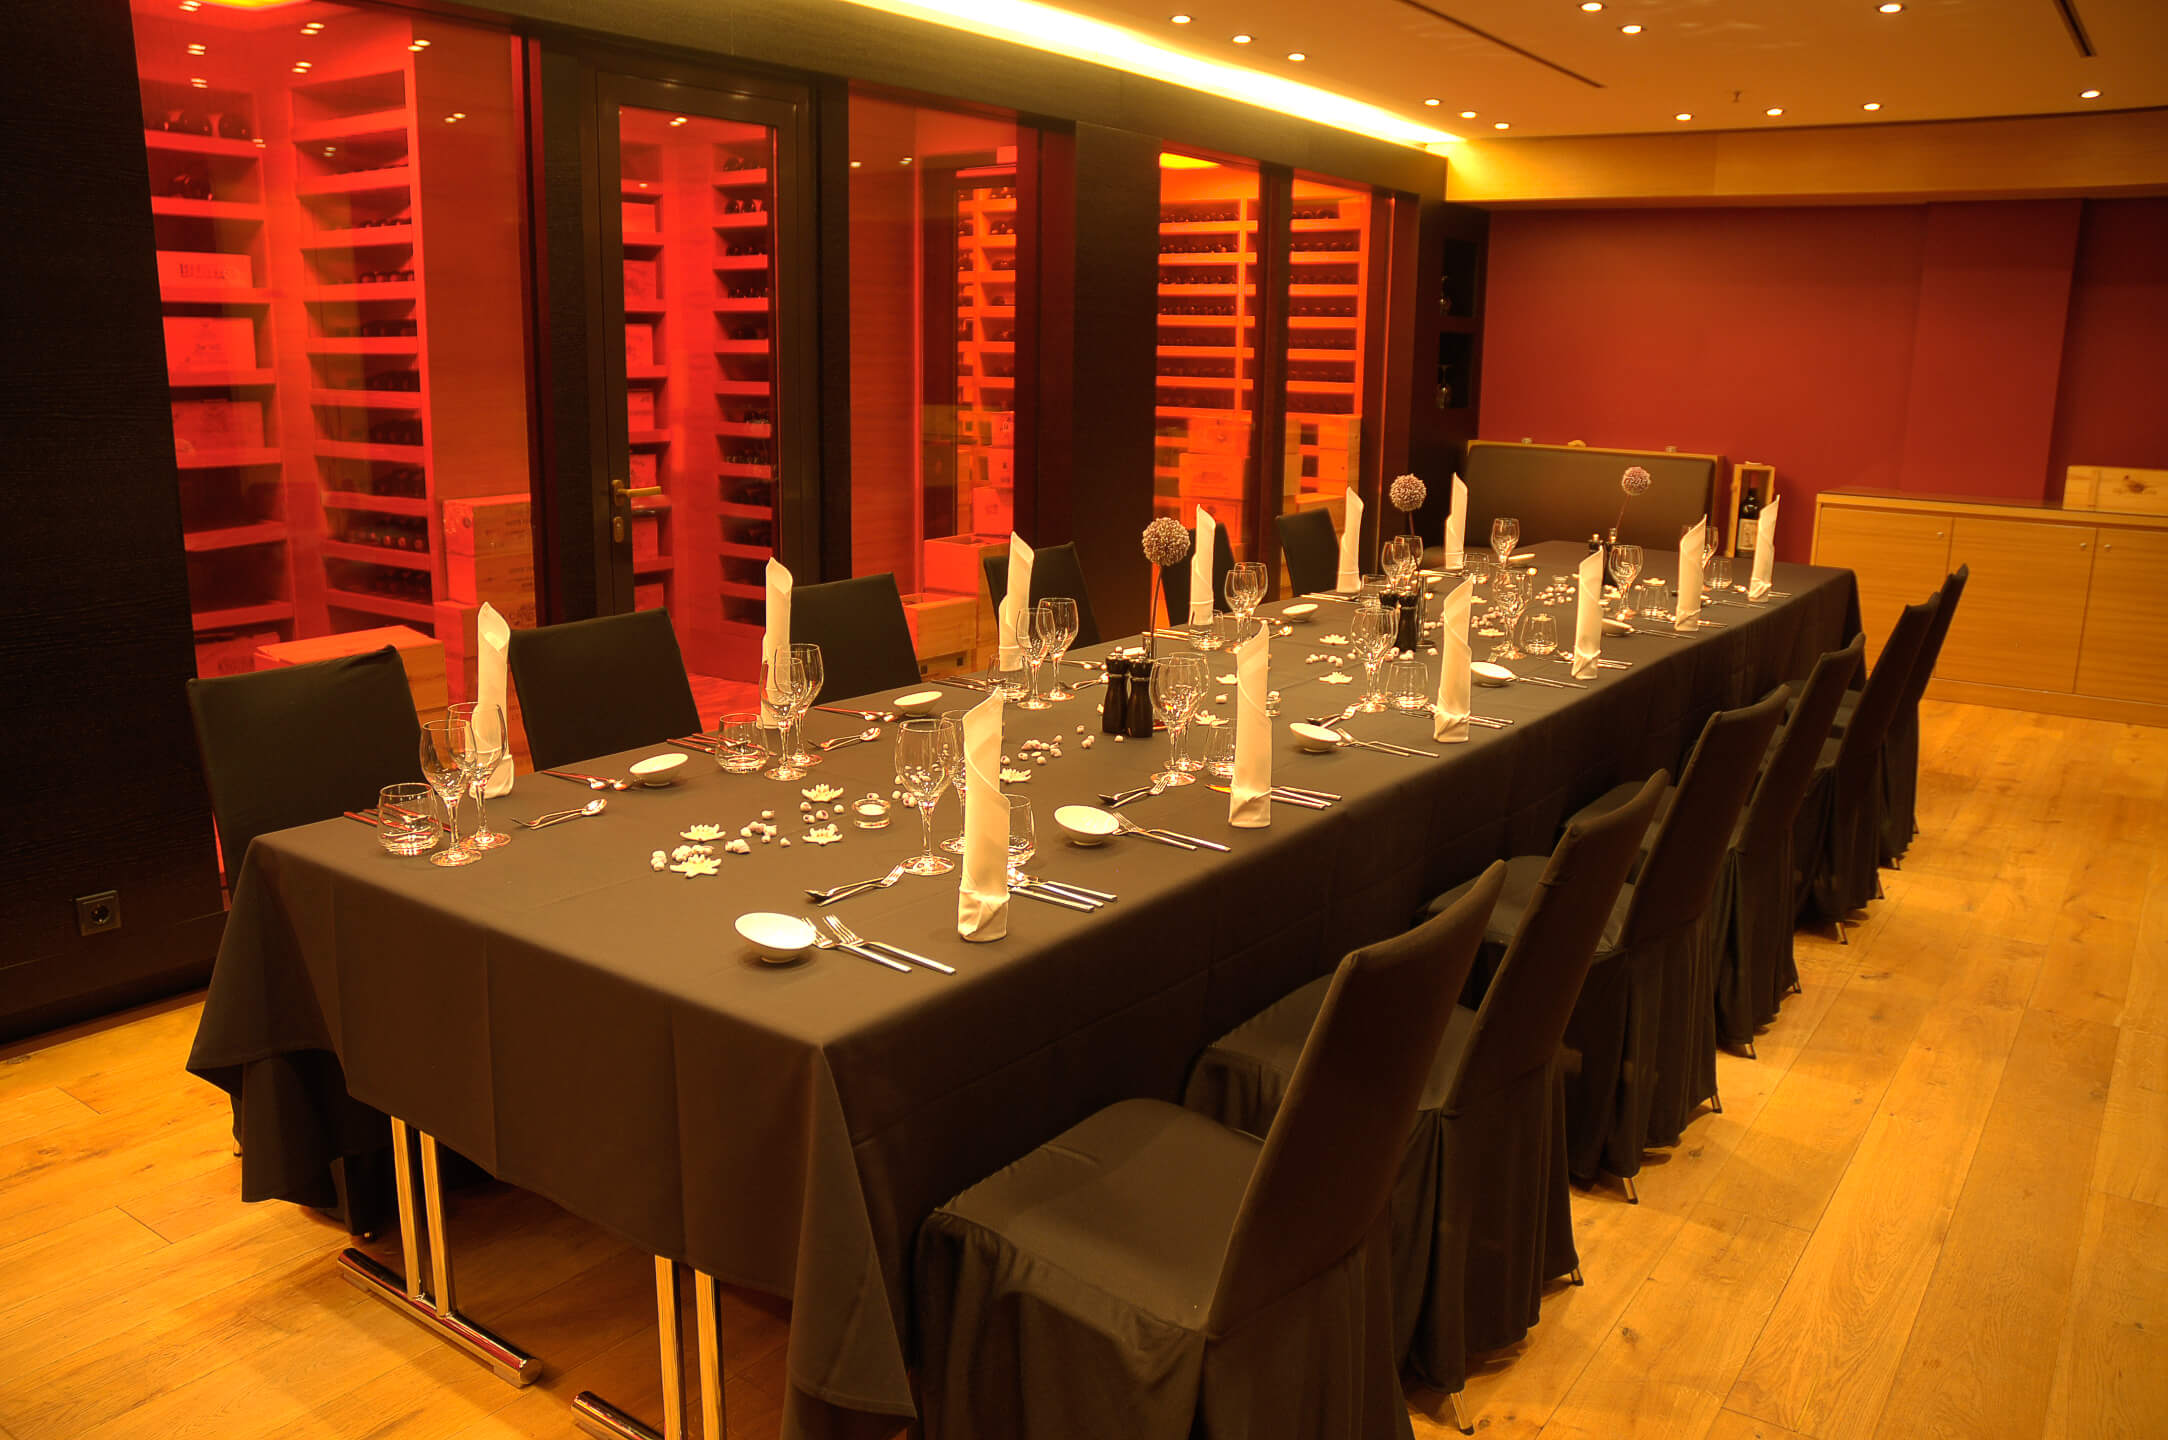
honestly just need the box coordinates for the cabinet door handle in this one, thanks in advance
[2103,542,2113,551]
[2079,541,2089,550]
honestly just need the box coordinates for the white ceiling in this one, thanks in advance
[1056,0,2168,139]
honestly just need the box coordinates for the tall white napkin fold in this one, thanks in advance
[1748,495,1781,601]
[1445,473,1468,560]
[476,602,515,797]
[1229,625,1272,828]
[998,533,1034,672]
[1434,577,1473,743]
[1189,508,1217,627]
[956,693,1009,942]
[1675,519,1706,633]
[1335,488,1364,592]
[761,558,792,724]
[1572,550,1603,681]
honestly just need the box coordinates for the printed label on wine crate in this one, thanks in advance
[195,628,283,678]
[630,453,659,488]
[626,323,656,367]
[171,399,265,454]
[164,315,257,372]
[1189,413,1251,454]
[624,258,660,305]
[443,494,532,558]
[627,390,657,428]
[157,250,252,288]
[631,510,663,564]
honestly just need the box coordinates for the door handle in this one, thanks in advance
[612,478,664,504]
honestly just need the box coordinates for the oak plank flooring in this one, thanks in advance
[2,700,2163,1439]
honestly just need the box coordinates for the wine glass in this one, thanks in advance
[1709,555,1734,597]
[448,701,509,850]
[1149,653,1207,786]
[1350,599,1398,712]
[1004,795,1036,882]
[1490,569,1533,662]
[761,651,814,781]
[940,707,970,855]
[1700,518,1718,571]
[1018,602,1057,710]
[1381,534,1415,591]
[419,718,477,868]
[1041,596,1080,700]
[893,718,956,876]
[1490,515,1521,568]
[1522,613,1558,662]
[1608,543,1645,619]
[785,642,824,767]
[1224,561,1267,623]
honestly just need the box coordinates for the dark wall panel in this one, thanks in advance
[0,0,225,1039]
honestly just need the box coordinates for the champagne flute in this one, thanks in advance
[762,651,813,781]
[1608,543,1645,619]
[1041,596,1080,700]
[893,718,956,875]
[448,701,509,850]
[1017,602,1057,710]
[786,642,824,767]
[1149,653,1206,787]
[419,718,477,868]
[1490,515,1521,568]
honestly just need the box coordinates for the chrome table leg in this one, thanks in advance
[339,1116,542,1386]
[572,1259,726,1440]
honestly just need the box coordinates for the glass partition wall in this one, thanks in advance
[1282,175,1373,533]
[1154,153,1261,556]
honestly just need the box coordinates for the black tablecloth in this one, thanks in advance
[189,543,1857,1434]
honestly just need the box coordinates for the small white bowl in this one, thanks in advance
[1289,721,1345,752]
[735,912,817,964]
[1055,804,1119,846]
[630,753,689,786]
[1282,602,1319,623]
[1471,662,1515,687]
[893,689,944,716]
[1602,617,1634,637]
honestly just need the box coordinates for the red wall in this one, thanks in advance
[1479,199,2165,559]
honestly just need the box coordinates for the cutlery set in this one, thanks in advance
[541,769,632,791]
[1111,812,1228,851]
[1206,783,1340,810]
[807,915,955,974]
[1009,876,1118,912]
[808,862,907,905]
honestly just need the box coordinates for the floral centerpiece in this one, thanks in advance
[1141,516,1191,656]
[1388,472,1426,534]
[1613,465,1652,542]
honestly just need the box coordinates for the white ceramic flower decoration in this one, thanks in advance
[670,855,723,878]
[680,824,725,841]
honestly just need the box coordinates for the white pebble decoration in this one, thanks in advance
[680,824,725,841]
[759,809,774,820]
[725,838,752,854]
[650,850,668,871]
[780,837,791,847]
[1000,767,1031,783]
[1082,735,1095,749]
[1114,734,1125,742]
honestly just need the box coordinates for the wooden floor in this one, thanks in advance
[2,700,2161,1440]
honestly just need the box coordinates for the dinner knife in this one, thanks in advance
[1011,884,1096,912]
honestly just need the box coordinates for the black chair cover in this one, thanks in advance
[980,541,1104,648]
[1276,509,1341,597]
[1157,514,1236,626]
[507,609,700,771]
[1189,778,1662,1394]
[1873,565,1967,862]
[914,865,1506,1440]
[791,573,923,703]
[1714,637,1862,1047]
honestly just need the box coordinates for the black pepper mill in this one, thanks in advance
[1125,655,1157,739]
[1101,654,1130,735]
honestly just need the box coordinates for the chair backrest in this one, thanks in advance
[1834,595,1935,794]
[187,646,422,873]
[1208,861,1506,1333]
[1446,773,1669,1110]
[1737,636,1864,856]
[1896,564,1968,714]
[981,541,1103,648]
[791,572,924,704]
[507,609,701,772]
[1624,686,1789,945]
[1156,515,1235,625]
[1275,508,1340,597]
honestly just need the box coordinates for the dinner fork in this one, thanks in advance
[826,917,955,974]
[805,924,912,972]
[807,862,908,905]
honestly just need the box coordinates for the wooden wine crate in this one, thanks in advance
[195,628,283,678]
[925,534,1006,596]
[903,591,981,674]
[2066,465,2168,517]
[443,494,537,625]
[253,625,447,727]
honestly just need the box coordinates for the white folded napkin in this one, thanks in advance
[956,693,1009,942]
[762,558,792,724]
[998,533,1034,672]
[1229,625,1271,828]
[1434,577,1473,743]
[1572,549,1603,681]
[1675,519,1706,633]
[1336,489,1364,592]
[476,602,515,797]
[1749,495,1780,601]
[1189,508,1217,627]
[1445,473,1467,560]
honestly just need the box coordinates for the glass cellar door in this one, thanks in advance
[600,89,796,711]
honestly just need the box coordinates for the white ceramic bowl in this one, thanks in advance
[1602,617,1634,637]
[735,912,816,963]
[1282,602,1319,623]
[1471,661,1516,687]
[1289,721,1345,752]
[1055,804,1119,846]
[893,689,944,716]
[630,753,689,786]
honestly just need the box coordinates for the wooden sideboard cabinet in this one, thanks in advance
[1812,490,2168,726]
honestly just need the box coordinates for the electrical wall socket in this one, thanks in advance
[76,890,121,936]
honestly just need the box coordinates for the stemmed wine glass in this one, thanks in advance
[893,718,957,876]
[1381,535,1420,592]
[1017,603,1057,710]
[1608,543,1645,619]
[1350,598,1399,712]
[1490,515,1521,569]
[940,707,970,855]
[419,717,478,868]
[784,642,825,767]
[1224,561,1267,626]
[447,701,509,850]
[1148,653,1208,787]
[1040,596,1081,700]
[1490,569,1534,662]
[762,648,817,781]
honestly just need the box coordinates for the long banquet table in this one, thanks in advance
[190,542,1858,1436]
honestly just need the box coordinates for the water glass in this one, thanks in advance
[1709,555,1735,594]
[1523,613,1559,660]
[1004,795,1036,881]
[377,783,438,856]
[717,712,768,772]
[1205,724,1236,780]
[1210,611,1243,650]
[1384,657,1431,712]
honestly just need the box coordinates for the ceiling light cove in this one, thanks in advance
[837,0,1460,148]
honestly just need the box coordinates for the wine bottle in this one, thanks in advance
[1737,487,1761,556]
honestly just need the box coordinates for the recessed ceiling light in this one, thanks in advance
[1674,112,1692,121]
[1423,98,1441,106]
[1620,24,1643,34]
[1231,33,1252,43]
[1862,101,1882,111]
[290,61,312,73]
[444,112,465,123]
[1170,12,1190,21]
[408,39,430,51]
[300,22,325,34]
[668,115,689,126]
[1494,121,1510,129]
[849,159,862,167]
[1461,110,1478,119]
[1581,2,1603,10]
[2080,88,2101,99]
[1878,2,1902,11]
[901,156,913,164]
[189,76,207,87]
[178,0,200,10]
[1765,107,1784,116]
[186,42,206,54]
[1287,51,1305,61]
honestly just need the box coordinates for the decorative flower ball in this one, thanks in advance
[1621,465,1653,497]
[1142,516,1192,567]
[1389,473,1427,512]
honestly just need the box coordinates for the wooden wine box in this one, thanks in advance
[435,600,532,768]
[442,494,536,626]
[253,626,448,729]
[903,592,981,674]
[2066,465,2168,517]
